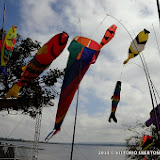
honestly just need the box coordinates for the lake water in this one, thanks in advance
[1,141,129,160]
[38,143,128,160]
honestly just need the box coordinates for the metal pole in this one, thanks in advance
[1,0,6,48]
[70,88,79,160]
[107,14,160,141]
[156,0,160,25]
[70,18,82,160]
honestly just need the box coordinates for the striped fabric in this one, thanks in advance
[123,29,150,64]
[45,25,117,141]
[109,81,121,123]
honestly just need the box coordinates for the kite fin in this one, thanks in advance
[123,58,129,64]
[6,84,21,98]
[22,66,27,72]
[45,128,60,142]
[142,139,154,150]
[108,112,117,123]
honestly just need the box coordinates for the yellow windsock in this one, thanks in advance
[1,26,17,66]
[6,84,21,98]
[123,58,130,64]
[123,29,150,64]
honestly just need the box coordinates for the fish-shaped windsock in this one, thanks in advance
[145,104,160,129]
[99,25,117,49]
[139,135,154,151]
[123,29,150,64]
[6,32,69,98]
[45,25,117,142]
[1,26,17,66]
[139,135,154,160]
[0,26,17,75]
[109,81,121,123]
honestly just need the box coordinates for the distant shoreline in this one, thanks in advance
[0,137,126,146]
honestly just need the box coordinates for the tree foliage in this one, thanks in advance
[124,121,160,160]
[0,30,64,118]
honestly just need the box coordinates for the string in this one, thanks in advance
[152,23,160,60]
[107,13,160,140]
[90,14,108,37]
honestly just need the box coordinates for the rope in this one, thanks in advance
[119,64,124,81]
[152,23,160,61]
[106,14,133,40]
[90,14,108,37]
[127,23,160,132]
[139,54,160,133]
[130,28,160,138]
[134,37,160,138]
[122,62,160,102]
[126,21,160,103]
[7,116,25,138]
[107,13,160,140]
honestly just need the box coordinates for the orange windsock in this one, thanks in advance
[99,24,117,48]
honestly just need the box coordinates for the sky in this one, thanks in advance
[0,0,160,145]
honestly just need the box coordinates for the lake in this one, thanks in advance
[38,143,128,160]
[0,141,130,160]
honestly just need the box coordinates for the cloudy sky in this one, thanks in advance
[0,0,160,144]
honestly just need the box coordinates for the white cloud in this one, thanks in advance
[1,0,160,144]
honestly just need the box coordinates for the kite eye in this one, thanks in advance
[62,32,69,38]
[59,32,69,45]
[144,29,150,34]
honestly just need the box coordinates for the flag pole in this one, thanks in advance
[1,0,6,46]
[156,0,160,25]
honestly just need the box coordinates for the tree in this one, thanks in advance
[124,121,160,160]
[0,30,64,118]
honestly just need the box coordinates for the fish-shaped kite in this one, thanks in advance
[123,29,150,64]
[139,135,154,151]
[0,26,17,75]
[45,25,117,141]
[6,32,69,98]
[139,135,154,160]
[108,81,121,123]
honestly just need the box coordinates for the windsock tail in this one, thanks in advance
[99,44,103,49]
[6,84,21,98]
[45,128,60,142]
[21,66,27,72]
[108,112,117,123]
[123,58,129,64]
